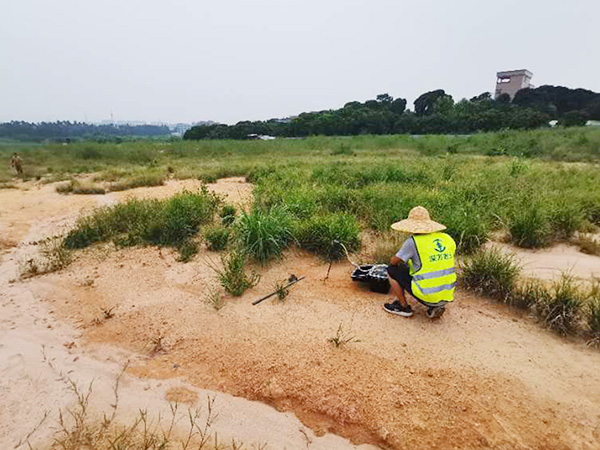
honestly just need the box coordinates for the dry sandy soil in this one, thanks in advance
[2,178,600,449]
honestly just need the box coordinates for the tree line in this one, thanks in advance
[184,85,600,140]
[0,121,171,142]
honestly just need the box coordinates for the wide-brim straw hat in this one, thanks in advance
[391,206,446,234]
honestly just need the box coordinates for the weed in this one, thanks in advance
[209,251,260,297]
[20,237,72,279]
[109,172,165,191]
[236,206,295,264]
[331,143,355,156]
[461,248,521,301]
[148,332,166,356]
[274,280,290,301]
[204,286,225,311]
[328,322,360,348]
[204,225,230,251]
[56,179,107,195]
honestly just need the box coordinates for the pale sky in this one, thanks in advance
[1,0,598,124]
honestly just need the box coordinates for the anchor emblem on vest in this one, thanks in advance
[434,239,446,253]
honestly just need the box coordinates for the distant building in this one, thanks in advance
[495,69,533,99]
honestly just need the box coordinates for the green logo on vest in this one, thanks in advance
[434,239,446,253]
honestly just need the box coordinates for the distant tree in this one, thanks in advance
[496,93,511,104]
[390,98,407,114]
[470,92,492,102]
[376,93,394,105]
[433,95,455,115]
[414,90,447,116]
[364,100,380,110]
[558,111,588,127]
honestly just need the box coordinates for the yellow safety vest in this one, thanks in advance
[408,232,456,305]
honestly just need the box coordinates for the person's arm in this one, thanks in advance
[389,237,414,266]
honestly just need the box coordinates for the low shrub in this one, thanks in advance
[205,225,230,251]
[236,206,295,264]
[56,180,106,195]
[508,278,550,309]
[509,204,550,248]
[211,251,260,296]
[296,212,361,260]
[461,248,521,301]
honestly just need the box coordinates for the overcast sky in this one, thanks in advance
[1,0,598,124]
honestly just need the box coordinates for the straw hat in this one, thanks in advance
[391,206,446,234]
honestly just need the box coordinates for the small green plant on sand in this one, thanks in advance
[328,322,360,348]
[210,251,260,297]
[274,280,290,301]
[20,237,72,279]
[204,286,225,311]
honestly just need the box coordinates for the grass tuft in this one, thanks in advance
[509,204,550,248]
[461,248,521,301]
[236,206,295,264]
[210,251,260,297]
[296,213,361,260]
[534,274,584,336]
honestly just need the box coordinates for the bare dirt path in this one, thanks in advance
[2,179,600,449]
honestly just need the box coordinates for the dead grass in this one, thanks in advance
[20,237,72,279]
[575,234,600,256]
[18,355,249,450]
[328,322,360,348]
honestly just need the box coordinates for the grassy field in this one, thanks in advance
[6,127,600,340]
[4,128,599,251]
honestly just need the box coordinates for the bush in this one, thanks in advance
[205,225,230,251]
[236,206,295,264]
[534,274,584,336]
[211,251,260,296]
[220,204,237,226]
[461,248,521,301]
[296,213,361,260]
[509,204,550,248]
[64,189,220,257]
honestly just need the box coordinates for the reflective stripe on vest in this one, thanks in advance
[409,232,457,304]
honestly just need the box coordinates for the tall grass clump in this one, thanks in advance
[296,212,361,260]
[220,204,237,226]
[210,251,260,296]
[509,204,550,248]
[235,206,295,264]
[533,274,584,336]
[64,189,220,257]
[587,295,600,346]
[461,248,521,301]
[109,172,165,191]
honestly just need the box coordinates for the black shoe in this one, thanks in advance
[383,302,413,317]
[427,306,446,319]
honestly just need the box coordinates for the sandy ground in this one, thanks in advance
[2,178,600,449]
[490,241,600,282]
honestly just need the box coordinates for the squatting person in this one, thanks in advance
[384,206,456,318]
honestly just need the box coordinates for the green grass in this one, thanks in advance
[204,225,230,251]
[235,206,295,264]
[64,189,220,257]
[210,251,260,296]
[296,212,361,260]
